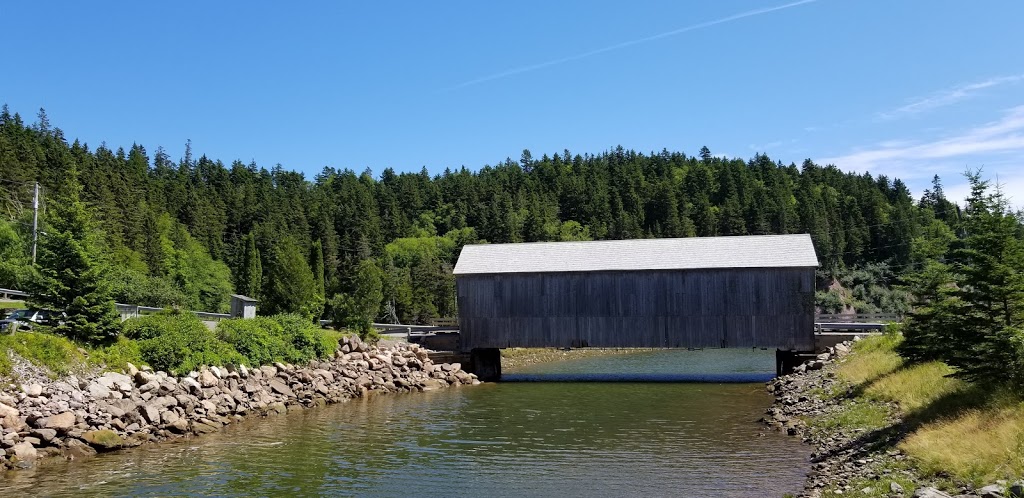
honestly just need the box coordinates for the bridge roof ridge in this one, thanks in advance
[453,234,819,275]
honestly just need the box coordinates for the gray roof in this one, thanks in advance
[453,234,818,275]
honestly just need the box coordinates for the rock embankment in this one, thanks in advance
[0,336,478,470]
[764,340,1023,498]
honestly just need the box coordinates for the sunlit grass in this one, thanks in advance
[836,334,904,386]
[901,404,1024,486]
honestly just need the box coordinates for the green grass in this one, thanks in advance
[818,332,1024,488]
[0,330,86,378]
[809,400,891,433]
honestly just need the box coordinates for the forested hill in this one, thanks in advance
[0,106,959,322]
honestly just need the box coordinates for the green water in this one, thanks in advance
[2,350,809,497]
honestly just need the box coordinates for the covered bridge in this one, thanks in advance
[453,234,819,379]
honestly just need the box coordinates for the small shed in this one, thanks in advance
[230,295,258,319]
[453,234,819,352]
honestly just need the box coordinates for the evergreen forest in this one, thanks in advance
[0,105,981,329]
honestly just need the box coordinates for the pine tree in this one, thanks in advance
[237,232,262,299]
[30,163,121,344]
[309,239,326,319]
[262,237,317,317]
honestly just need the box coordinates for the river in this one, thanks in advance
[2,349,809,497]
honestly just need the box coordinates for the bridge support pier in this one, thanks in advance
[469,348,502,382]
[775,349,815,376]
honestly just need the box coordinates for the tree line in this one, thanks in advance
[0,105,962,330]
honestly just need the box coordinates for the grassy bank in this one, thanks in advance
[1,312,351,381]
[810,333,1024,493]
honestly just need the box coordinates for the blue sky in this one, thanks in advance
[3,1,1023,204]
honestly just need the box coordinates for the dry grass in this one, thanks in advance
[837,334,903,385]
[901,405,1024,486]
[864,361,963,413]
[828,333,1024,487]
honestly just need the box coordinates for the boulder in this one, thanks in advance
[1009,481,1024,498]
[12,441,37,462]
[191,422,220,434]
[21,384,43,397]
[30,428,58,444]
[269,379,295,397]
[913,488,953,498]
[65,438,97,459]
[36,411,76,432]
[138,404,161,425]
[198,370,219,388]
[125,362,139,377]
[979,484,1005,498]
[88,382,112,399]
[0,401,19,420]
[168,417,189,433]
[82,429,123,451]
[161,410,180,425]
[890,482,905,494]
[180,377,202,394]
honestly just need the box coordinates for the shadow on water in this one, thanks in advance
[502,372,776,383]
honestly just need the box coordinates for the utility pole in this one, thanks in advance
[32,182,39,265]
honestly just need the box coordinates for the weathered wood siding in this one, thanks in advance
[455,268,815,351]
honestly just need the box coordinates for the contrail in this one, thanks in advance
[448,0,817,90]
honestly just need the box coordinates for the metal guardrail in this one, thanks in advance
[0,288,30,300]
[815,313,901,323]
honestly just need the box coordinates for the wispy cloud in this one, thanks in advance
[877,74,1024,120]
[821,105,1024,177]
[447,0,817,90]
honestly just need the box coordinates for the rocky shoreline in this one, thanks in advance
[764,340,1022,498]
[0,335,478,471]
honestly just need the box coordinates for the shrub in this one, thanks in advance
[216,317,294,366]
[270,313,337,363]
[123,311,244,374]
[89,336,144,372]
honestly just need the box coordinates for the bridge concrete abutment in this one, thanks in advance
[469,348,502,382]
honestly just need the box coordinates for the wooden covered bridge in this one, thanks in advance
[453,234,820,380]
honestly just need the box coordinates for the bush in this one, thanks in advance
[270,313,337,363]
[123,311,244,374]
[216,317,294,366]
[89,336,144,372]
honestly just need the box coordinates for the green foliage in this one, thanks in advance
[89,336,144,371]
[216,317,292,366]
[29,163,121,345]
[262,237,317,317]
[107,266,187,308]
[269,313,337,362]
[899,171,1024,393]
[123,312,245,374]
[0,218,31,289]
[236,232,262,299]
[0,330,86,377]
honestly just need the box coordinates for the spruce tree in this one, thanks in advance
[30,163,121,344]
[237,232,262,299]
[309,239,326,319]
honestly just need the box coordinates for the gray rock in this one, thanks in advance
[269,379,294,397]
[913,488,953,498]
[21,383,43,397]
[65,438,97,459]
[0,401,19,420]
[88,382,112,399]
[12,441,37,462]
[891,482,905,494]
[198,370,219,388]
[36,411,76,432]
[1009,481,1024,498]
[979,484,1005,498]
[180,377,202,394]
[161,410,180,425]
[30,428,57,443]
[138,404,161,425]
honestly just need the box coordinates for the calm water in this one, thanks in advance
[2,349,809,497]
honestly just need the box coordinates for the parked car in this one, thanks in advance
[0,309,58,333]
